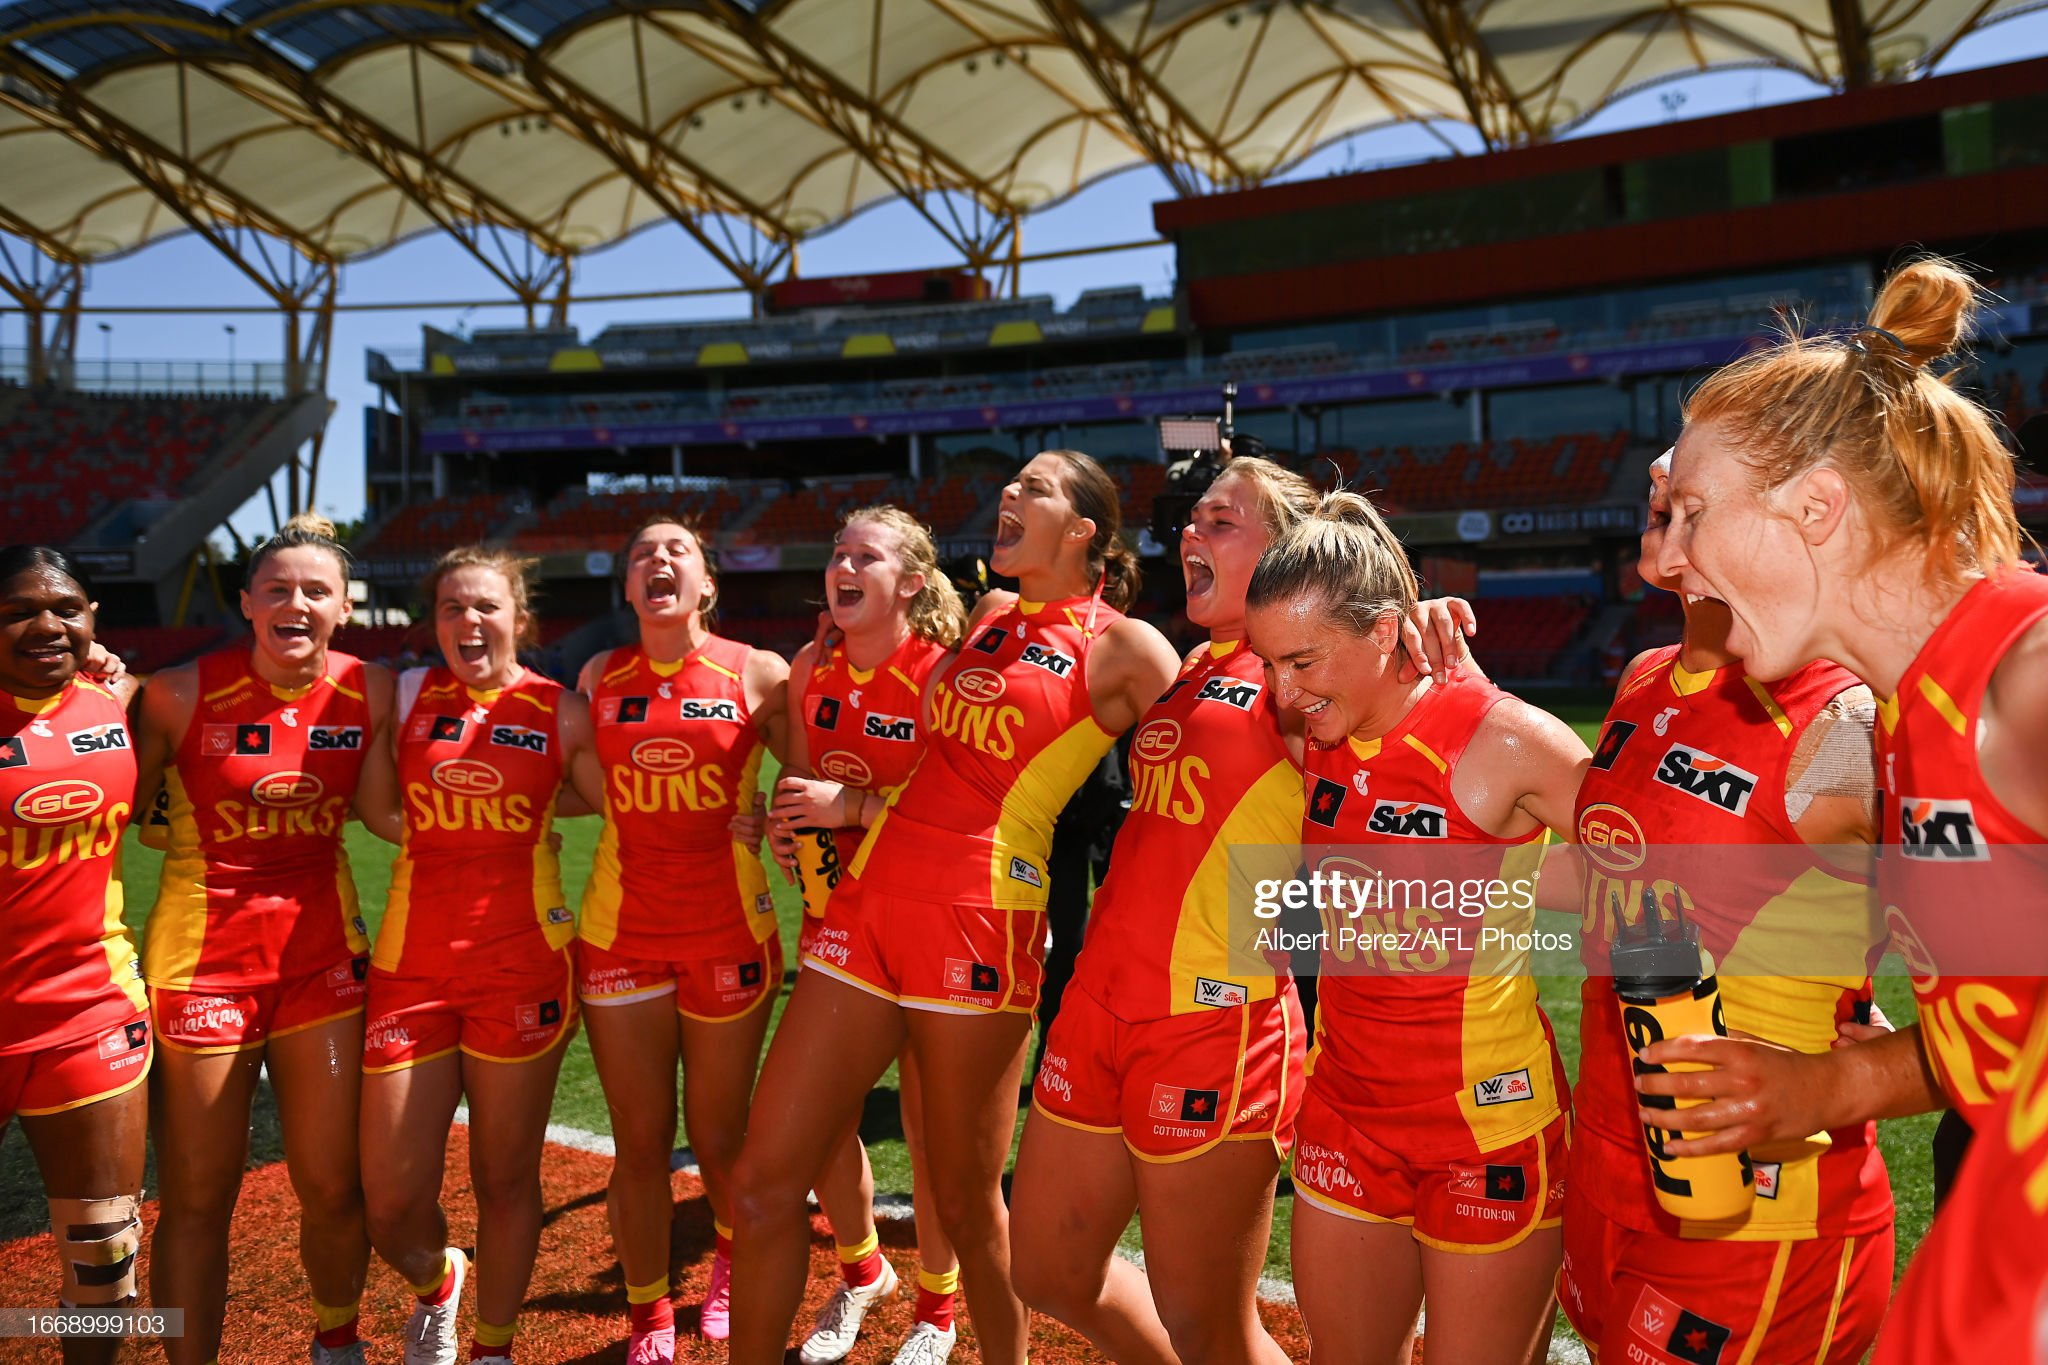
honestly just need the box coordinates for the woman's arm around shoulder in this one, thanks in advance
[1087,615,1181,737]
[353,663,403,844]
[132,663,198,851]
[1455,695,1592,840]
[556,687,607,817]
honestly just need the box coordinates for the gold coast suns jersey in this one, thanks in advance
[1876,567,2048,1129]
[1574,648,1890,1240]
[798,633,949,881]
[1300,669,1562,1159]
[0,677,144,1052]
[374,667,570,976]
[145,649,371,992]
[848,594,1121,912]
[1071,640,1302,1019]
[581,636,773,958]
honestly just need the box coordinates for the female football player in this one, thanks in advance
[0,546,147,1365]
[1243,493,1590,1365]
[576,517,787,1359]
[1560,456,1894,1365]
[1644,255,2039,1356]
[135,514,395,1365]
[729,450,1182,1365]
[354,547,606,1365]
[769,505,966,1365]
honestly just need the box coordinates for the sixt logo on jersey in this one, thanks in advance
[490,724,549,754]
[1367,800,1447,839]
[679,698,740,722]
[66,723,129,756]
[308,725,363,751]
[1195,677,1260,710]
[1652,743,1758,817]
[1898,797,1990,861]
[862,713,915,742]
[1019,643,1075,678]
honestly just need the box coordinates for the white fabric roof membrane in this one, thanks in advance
[0,0,2031,271]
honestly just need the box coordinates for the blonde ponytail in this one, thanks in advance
[1245,489,1417,634]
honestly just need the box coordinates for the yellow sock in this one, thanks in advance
[836,1231,880,1264]
[713,1218,734,1240]
[410,1253,452,1298]
[918,1267,960,1295]
[625,1277,670,1306]
[473,1319,517,1349]
[313,1299,357,1332]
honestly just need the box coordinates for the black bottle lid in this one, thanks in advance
[1610,886,1706,1000]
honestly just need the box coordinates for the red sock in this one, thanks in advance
[915,1285,956,1331]
[314,1317,360,1350]
[841,1248,887,1289]
[419,1260,458,1308]
[629,1296,674,1337]
[714,1230,733,1260]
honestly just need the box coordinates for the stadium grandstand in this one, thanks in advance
[0,0,2044,689]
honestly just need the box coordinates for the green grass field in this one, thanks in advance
[0,703,1939,1308]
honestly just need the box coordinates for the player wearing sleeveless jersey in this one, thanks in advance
[729,451,1182,1365]
[0,546,147,1364]
[352,548,606,1365]
[766,508,964,1365]
[1645,258,2042,1339]
[1874,977,2048,1364]
[1559,459,1894,1365]
[1244,492,1590,1365]
[134,515,396,1365]
[1006,458,1315,1365]
[576,516,786,1359]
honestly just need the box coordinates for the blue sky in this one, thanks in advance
[29,10,2048,535]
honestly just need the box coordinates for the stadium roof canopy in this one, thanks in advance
[0,0,2036,310]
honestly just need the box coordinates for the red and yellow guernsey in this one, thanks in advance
[1874,979,2048,1364]
[581,635,773,958]
[1072,639,1303,1018]
[0,677,144,1051]
[797,632,949,890]
[1876,567,2048,1128]
[373,666,570,976]
[848,594,1120,910]
[145,649,371,992]
[1299,668,1560,1159]
[1574,647,1890,1241]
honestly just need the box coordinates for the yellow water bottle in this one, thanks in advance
[794,826,842,920]
[1612,887,1754,1221]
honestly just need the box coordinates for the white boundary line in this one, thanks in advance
[454,1111,1590,1362]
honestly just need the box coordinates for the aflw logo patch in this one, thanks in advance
[862,714,915,742]
[1367,800,1447,839]
[1473,1068,1533,1107]
[1653,743,1758,817]
[66,723,129,756]
[1019,643,1075,678]
[1898,797,1989,861]
[1196,677,1260,710]
[1193,977,1247,1008]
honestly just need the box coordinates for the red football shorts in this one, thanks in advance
[1032,980,1305,1161]
[577,936,783,1022]
[1290,1082,1567,1252]
[151,956,368,1053]
[797,915,823,964]
[804,879,1042,1016]
[1561,1183,1893,1365]
[363,948,578,1072]
[0,1012,152,1122]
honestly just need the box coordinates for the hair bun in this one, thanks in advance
[1867,257,1977,369]
[281,511,339,541]
[1315,489,1381,526]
